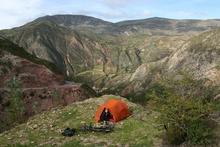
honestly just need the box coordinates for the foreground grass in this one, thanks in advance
[0,95,162,147]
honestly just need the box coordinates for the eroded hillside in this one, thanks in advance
[163,28,220,87]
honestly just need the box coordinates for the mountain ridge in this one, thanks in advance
[8,15,220,36]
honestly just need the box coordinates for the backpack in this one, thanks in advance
[61,127,75,136]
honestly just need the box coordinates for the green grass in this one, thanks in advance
[0,95,162,147]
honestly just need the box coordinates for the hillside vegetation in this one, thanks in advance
[0,95,162,147]
[147,72,220,145]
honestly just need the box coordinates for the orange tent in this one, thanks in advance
[94,99,131,122]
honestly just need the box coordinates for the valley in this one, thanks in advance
[0,15,220,146]
[1,16,220,98]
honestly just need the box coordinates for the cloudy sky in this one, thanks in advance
[0,0,219,30]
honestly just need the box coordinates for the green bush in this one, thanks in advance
[6,76,25,125]
[187,119,213,145]
[148,72,218,145]
[164,126,186,145]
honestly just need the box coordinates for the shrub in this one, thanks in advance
[33,101,41,114]
[6,76,25,125]
[148,72,218,145]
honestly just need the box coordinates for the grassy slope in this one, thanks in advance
[0,95,162,147]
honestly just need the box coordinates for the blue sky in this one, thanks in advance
[0,0,219,30]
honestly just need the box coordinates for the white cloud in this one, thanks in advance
[0,0,43,29]
[101,0,129,8]
[141,10,151,17]
[178,11,195,17]
[0,0,42,15]
[101,12,134,20]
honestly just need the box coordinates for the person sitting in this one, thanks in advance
[100,108,111,123]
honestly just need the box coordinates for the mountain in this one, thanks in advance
[117,17,220,36]
[20,15,220,36]
[26,15,116,34]
[1,15,220,98]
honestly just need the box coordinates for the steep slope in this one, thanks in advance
[0,37,64,88]
[162,28,220,87]
[3,21,109,77]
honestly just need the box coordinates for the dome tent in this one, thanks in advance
[94,99,131,122]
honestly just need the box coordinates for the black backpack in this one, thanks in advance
[62,127,76,136]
